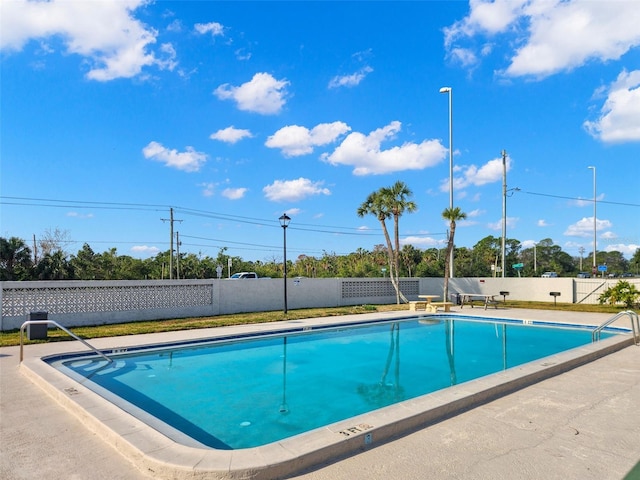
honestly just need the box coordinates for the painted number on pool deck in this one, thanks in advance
[337,423,374,437]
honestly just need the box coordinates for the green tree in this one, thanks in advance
[400,244,422,277]
[0,236,33,280]
[523,238,573,276]
[630,248,640,275]
[442,207,467,301]
[472,236,501,277]
[599,251,628,276]
[357,181,416,303]
[36,250,73,280]
[70,243,99,279]
[386,181,417,282]
[415,247,443,277]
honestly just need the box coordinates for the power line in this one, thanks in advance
[1,195,415,237]
[0,196,169,207]
[520,191,639,207]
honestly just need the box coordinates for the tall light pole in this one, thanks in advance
[279,213,291,314]
[440,86,454,277]
[501,150,507,278]
[588,166,597,274]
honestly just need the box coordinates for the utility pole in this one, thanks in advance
[32,234,38,263]
[176,231,182,280]
[161,208,182,279]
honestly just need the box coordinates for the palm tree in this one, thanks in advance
[36,250,73,280]
[0,236,33,280]
[442,206,467,301]
[358,181,416,303]
[385,181,417,283]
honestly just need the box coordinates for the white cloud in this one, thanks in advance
[66,212,94,219]
[537,219,550,227]
[221,187,247,200]
[401,236,442,248]
[328,66,373,89]
[265,122,351,157]
[166,19,183,33]
[0,0,175,81]
[564,217,613,237]
[605,243,640,256]
[448,47,478,68]
[441,155,511,193]
[131,245,160,257]
[466,209,485,218]
[199,182,216,197]
[487,216,518,231]
[506,2,640,78]
[214,72,289,115]
[235,48,252,61]
[210,126,253,144]
[263,178,331,202]
[322,121,447,175]
[584,69,640,143]
[194,22,225,37]
[445,0,640,79]
[142,141,207,172]
[285,208,302,217]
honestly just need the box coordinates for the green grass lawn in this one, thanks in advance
[0,301,627,348]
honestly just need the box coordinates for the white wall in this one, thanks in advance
[2,277,637,330]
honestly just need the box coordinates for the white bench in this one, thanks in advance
[427,301,454,312]
[409,301,429,311]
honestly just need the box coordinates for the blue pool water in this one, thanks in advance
[53,316,613,450]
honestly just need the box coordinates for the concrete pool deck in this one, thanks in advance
[1,307,639,479]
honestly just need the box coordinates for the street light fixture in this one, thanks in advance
[279,213,291,314]
[439,86,454,277]
[588,166,596,274]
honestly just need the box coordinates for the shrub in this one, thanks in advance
[598,280,640,308]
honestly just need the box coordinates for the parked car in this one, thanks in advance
[541,272,558,278]
[576,272,590,278]
[229,272,258,279]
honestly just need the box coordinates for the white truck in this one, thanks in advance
[229,272,258,279]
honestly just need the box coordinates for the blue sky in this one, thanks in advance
[1,0,639,265]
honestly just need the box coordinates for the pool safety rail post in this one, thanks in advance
[20,320,113,364]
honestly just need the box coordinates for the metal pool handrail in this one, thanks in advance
[19,320,114,363]
[592,310,639,345]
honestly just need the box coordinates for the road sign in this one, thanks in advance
[598,264,608,272]
[512,263,524,269]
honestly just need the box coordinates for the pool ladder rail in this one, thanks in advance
[592,310,639,346]
[19,319,114,364]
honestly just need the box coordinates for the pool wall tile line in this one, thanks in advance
[19,322,634,480]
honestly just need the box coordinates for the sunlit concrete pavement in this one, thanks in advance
[1,308,639,480]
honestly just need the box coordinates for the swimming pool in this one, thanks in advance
[49,316,614,450]
[25,312,633,479]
